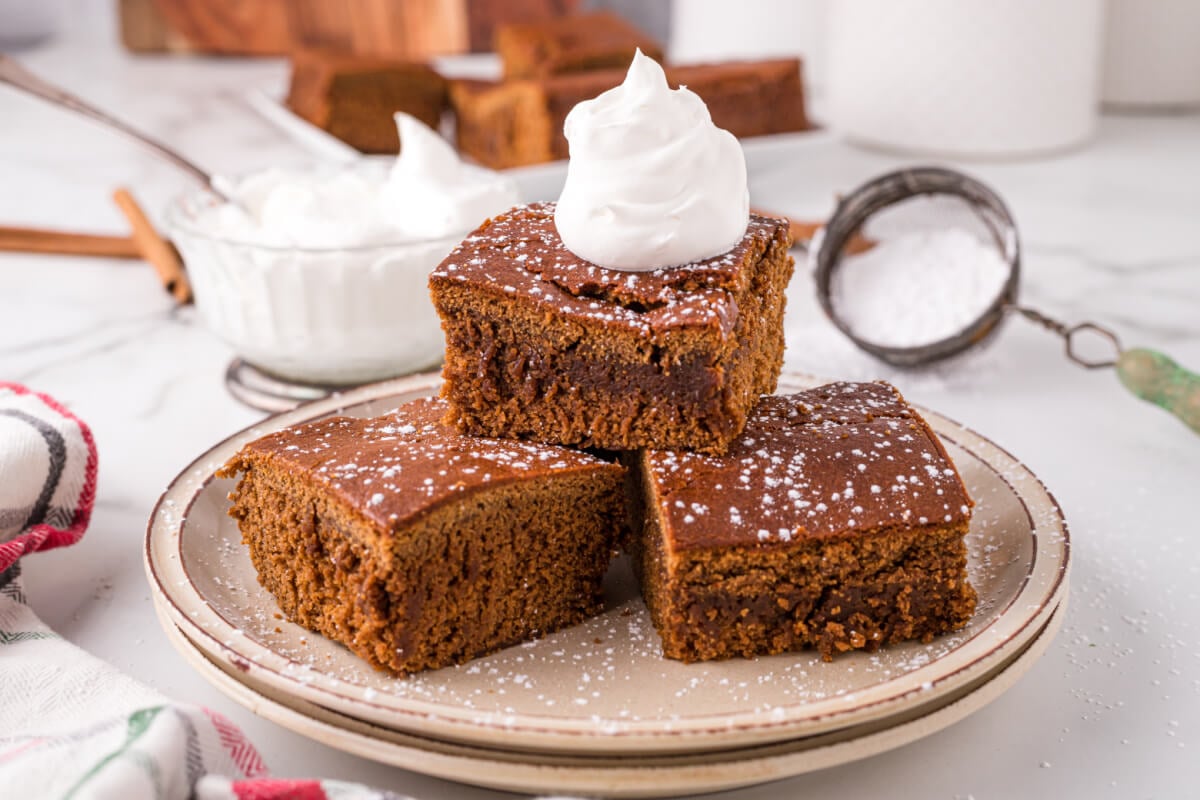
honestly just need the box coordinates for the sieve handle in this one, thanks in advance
[1116,348,1200,435]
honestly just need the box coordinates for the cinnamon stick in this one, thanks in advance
[0,225,141,259]
[112,187,192,304]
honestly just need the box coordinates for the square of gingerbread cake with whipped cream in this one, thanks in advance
[430,51,794,455]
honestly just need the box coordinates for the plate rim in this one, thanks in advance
[155,595,1066,797]
[145,370,1070,752]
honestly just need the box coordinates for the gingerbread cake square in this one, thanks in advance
[428,203,794,455]
[450,59,808,169]
[286,49,448,153]
[630,381,977,662]
[495,11,664,80]
[218,397,626,675]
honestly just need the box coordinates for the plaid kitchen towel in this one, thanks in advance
[0,384,412,800]
[0,383,97,573]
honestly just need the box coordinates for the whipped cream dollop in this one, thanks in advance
[200,113,518,248]
[554,50,749,271]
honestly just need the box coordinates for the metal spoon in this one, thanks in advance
[811,166,1200,435]
[0,53,232,202]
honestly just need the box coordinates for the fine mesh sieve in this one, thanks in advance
[808,166,1200,434]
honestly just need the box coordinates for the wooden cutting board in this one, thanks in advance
[119,0,579,58]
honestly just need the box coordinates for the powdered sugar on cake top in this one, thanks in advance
[245,397,613,530]
[646,382,973,547]
[430,202,786,339]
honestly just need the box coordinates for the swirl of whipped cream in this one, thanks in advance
[554,50,749,271]
[200,113,517,247]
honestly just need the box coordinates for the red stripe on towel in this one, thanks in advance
[0,383,98,572]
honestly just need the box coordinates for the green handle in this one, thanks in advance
[1116,348,1200,435]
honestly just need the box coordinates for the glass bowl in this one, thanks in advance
[166,188,463,386]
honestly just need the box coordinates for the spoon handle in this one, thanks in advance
[1116,348,1200,435]
[0,54,216,191]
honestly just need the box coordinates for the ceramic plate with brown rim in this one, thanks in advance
[154,597,1065,797]
[144,372,1069,756]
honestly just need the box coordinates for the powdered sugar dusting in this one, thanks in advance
[430,202,785,339]
[170,381,1063,744]
[237,397,612,529]
[831,228,1010,348]
[649,382,972,546]
[189,509,1024,727]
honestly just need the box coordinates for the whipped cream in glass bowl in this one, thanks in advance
[167,113,518,388]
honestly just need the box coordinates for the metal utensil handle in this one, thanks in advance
[0,54,216,191]
[1010,305,1122,369]
[1117,349,1200,435]
[1014,304,1200,434]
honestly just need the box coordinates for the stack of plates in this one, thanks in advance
[145,373,1069,797]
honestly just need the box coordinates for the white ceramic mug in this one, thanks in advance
[826,0,1105,158]
[1102,0,1200,109]
[669,0,827,88]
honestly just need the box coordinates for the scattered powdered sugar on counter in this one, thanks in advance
[830,228,1010,348]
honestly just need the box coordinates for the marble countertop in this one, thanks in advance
[4,16,1200,800]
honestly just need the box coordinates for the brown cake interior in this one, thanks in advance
[631,382,978,662]
[430,203,794,454]
[219,398,625,675]
[286,50,448,153]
